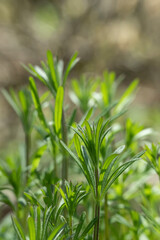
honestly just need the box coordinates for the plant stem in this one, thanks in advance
[104,194,109,240]
[93,168,100,240]
[51,139,57,176]
[61,109,68,184]
[104,109,111,240]
[69,215,73,239]
[25,133,30,182]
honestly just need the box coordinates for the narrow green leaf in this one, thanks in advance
[2,89,21,118]
[48,224,66,240]
[74,134,82,158]
[100,156,118,196]
[101,159,138,198]
[12,216,26,240]
[47,50,58,91]
[28,216,36,240]
[31,144,47,173]
[63,52,79,86]
[28,64,47,86]
[95,117,103,159]
[24,192,44,209]
[115,79,139,113]
[114,145,125,154]
[41,206,55,240]
[80,107,93,127]
[19,90,27,113]
[79,217,97,239]
[60,140,83,170]
[29,77,47,129]
[85,121,92,140]
[34,66,48,81]
[60,141,94,192]
[36,206,41,240]
[54,86,64,137]
[67,109,77,130]
[94,102,117,123]
[81,146,96,195]
[74,212,86,239]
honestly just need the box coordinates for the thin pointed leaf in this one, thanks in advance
[48,224,66,240]
[101,159,138,199]
[28,216,36,240]
[67,109,77,130]
[115,79,139,113]
[31,144,47,173]
[80,107,93,127]
[47,50,58,91]
[36,206,41,240]
[29,77,48,129]
[12,216,26,240]
[63,52,79,86]
[41,206,55,240]
[74,212,86,239]
[2,89,21,118]
[81,146,96,195]
[79,217,97,239]
[100,156,118,196]
[54,86,64,137]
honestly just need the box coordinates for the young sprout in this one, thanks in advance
[59,181,87,239]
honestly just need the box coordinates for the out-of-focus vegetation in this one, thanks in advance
[1,0,160,148]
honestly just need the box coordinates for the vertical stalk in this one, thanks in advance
[104,110,111,240]
[104,194,109,240]
[25,133,30,182]
[93,168,100,240]
[61,109,68,184]
[69,215,73,239]
[51,139,57,176]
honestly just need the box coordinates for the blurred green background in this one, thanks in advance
[0,0,160,147]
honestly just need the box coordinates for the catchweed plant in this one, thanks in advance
[24,50,79,184]
[2,88,34,181]
[61,118,145,239]
[70,75,99,113]
[1,50,158,240]
[12,205,66,240]
[59,182,87,238]
[59,181,97,239]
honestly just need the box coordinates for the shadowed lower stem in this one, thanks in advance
[104,193,109,240]
[69,215,73,239]
[93,168,100,240]
[51,139,57,176]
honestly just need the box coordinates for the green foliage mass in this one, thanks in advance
[0,51,159,240]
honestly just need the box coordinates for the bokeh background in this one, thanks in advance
[1,0,160,148]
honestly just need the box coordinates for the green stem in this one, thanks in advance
[104,194,109,240]
[51,139,57,176]
[61,109,68,184]
[69,215,73,239]
[93,168,100,240]
[104,109,111,240]
[25,133,30,183]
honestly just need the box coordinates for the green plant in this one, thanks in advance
[61,118,144,239]
[2,88,34,181]
[25,51,79,184]
[0,50,157,240]
[12,206,66,240]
